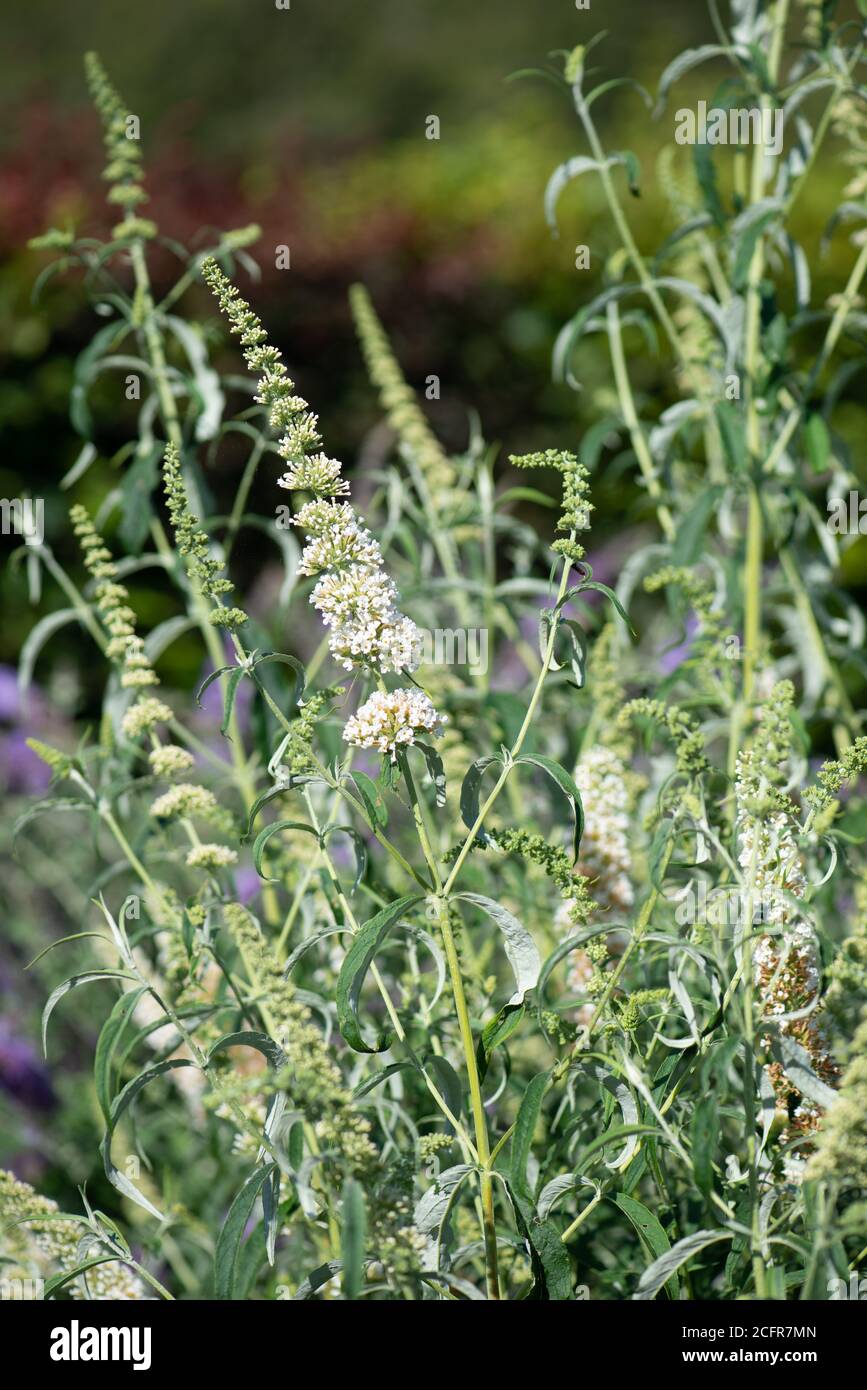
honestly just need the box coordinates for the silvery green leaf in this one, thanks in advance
[595,1067,640,1170]
[655,45,749,112]
[772,1035,839,1111]
[456,893,540,1004]
[163,315,225,441]
[291,1261,342,1299]
[537,1173,597,1221]
[648,399,702,460]
[543,157,600,229]
[633,1229,733,1300]
[19,608,81,697]
[415,1164,476,1237]
[144,615,196,663]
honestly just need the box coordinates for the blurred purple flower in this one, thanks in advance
[0,665,71,794]
[1,731,52,794]
[233,866,262,905]
[0,1022,55,1111]
[659,613,700,675]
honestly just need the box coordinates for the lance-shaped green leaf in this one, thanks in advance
[251,819,317,880]
[252,650,306,699]
[207,1031,287,1070]
[633,1228,733,1301]
[341,1179,367,1301]
[322,824,367,893]
[613,1192,678,1299]
[456,893,540,1005]
[545,153,638,233]
[93,986,148,1124]
[459,755,502,843]
[537,925,617,1018]
[292,1260,342,1300]
[414,1164,477,1260]
[504,1069,573,1299]
[414,741,447,807]
[515,754,585,863]
[43,1257,122,1299]
[243,782,308,840]
[350,770,388,828]
[214,1163,278,1300]
[477,1002,525,1081]
[426,1054,464,1128]
[655,45,747,113]
[100,1058,197,1220]
[15,798,93,843]
[43,970,136,1057]
[195,663,235,708]
[19,609,82,696]
[336,895,424,1052]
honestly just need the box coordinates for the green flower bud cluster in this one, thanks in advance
[491,827,574,893]
[806,1011,867,1183]
[71,503,159,691]
[585,623,630,751]
[349,283,456,496]
[121,696,174,740]
[644,565,731,659]
[617,988,669,1032]
[148,744,195,779]
[541,1009,578,1045]
[224,904,377,1173]
[185,843,238,870]
[827,872,867,1027]
[162,444,247,629]
[492,827,597,934]
[736,682,800,818]
[278,686,344,774]
[25,738,76,779]
[150,783,225,824]
[84,52,156,241]
[509,448,594,564]
[417,1132,454,1163]
[619,697,708,776]
[804,735,867,812]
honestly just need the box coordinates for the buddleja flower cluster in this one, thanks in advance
[201,256,444,756]
[0,1169,148,1300]
[735,682,838,1166]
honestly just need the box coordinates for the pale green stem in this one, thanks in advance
[400,753,499,1298]
[606,302,676,542]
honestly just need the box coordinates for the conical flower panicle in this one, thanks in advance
[202,258,443,749]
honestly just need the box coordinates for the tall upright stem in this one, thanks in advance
[400,753,500,1298]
